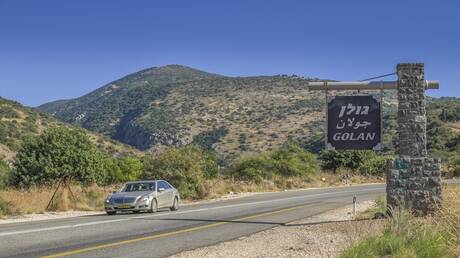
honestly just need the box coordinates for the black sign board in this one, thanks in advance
[326,95,381,150]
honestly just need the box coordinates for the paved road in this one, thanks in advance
[0,184,385,258]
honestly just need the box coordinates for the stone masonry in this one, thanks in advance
[386,63,442,216]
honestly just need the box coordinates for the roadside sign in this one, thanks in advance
[326,95,382,150]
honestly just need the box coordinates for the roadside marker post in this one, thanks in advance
[352,195,356,216]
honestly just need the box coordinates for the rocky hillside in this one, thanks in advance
[0,97,139,161]
[37,65,329,158]
[38,65,459,161]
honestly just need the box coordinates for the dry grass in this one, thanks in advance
[0,184,117,216]
[0,174,382,217]
[435,184,460,255]
[342,184,460,258]
[198,173,382,200]
[447,122,460,133]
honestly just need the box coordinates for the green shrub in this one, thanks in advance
[229,153,276,181]
[142,145,218,199]
[357,154,393,176]
[452,156,460,177]
[271,144,319,177]
[100,156,143,185]
[230,144,319,181]
[0,157,11,187]
[320,150,393,175]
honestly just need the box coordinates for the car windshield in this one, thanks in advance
[121,182,155,192]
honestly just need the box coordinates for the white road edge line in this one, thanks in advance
[0,187,384,237]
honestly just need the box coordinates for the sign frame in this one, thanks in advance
[325,95,382,151]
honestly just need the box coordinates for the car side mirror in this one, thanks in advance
[158,187,165,192]
[112,191,117,194]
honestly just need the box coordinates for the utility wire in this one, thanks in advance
[359,72,396,82]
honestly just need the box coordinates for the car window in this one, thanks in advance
[158,181,169,189]
[164,181,173,189]
[122,182,155,192]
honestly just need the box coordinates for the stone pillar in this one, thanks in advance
[397,63,427,158]
[386,63,442,216]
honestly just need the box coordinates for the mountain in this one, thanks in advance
[0,97,139,161]
[38,65,459,161]
[38,65,329,157]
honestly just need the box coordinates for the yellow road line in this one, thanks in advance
[41,204,311,258]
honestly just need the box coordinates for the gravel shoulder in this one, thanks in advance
[170,200,384,258]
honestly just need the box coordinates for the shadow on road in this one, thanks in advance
[80,209,171,218]
[135,217,375,227]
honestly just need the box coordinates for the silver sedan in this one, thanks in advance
[104,180,180,215]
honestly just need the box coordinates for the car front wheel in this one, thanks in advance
[106,211,116,215]
[149,199,158,213]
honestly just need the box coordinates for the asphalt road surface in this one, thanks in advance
[0,184,385,258]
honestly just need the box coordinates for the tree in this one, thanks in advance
[142,145,218,199]
[101,156,143,185]
[12,127,105,187]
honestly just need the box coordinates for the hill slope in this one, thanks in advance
[38,65,459,161]
[38,65,331,157]
[0,97,139,161]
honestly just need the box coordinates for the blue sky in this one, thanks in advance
[1,0,459,106]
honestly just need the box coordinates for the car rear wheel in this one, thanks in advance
[106,211,116,215]
[170,197,179,211]
[149,199,158,213]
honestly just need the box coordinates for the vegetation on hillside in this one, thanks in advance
[0,96,139,161]
[37,65,328,157]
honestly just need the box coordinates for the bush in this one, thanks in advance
[229,153,276,181]
[357,154,393,176]
[100,156,143,185]
[142,145,218,199]
[452,156,460,177]
[0,157,11,187]
[230,144,319,181]
[271,144,320,177]
[320,150,393,175]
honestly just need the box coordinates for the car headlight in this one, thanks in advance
[105,197,112,203]
[139,196,150,202]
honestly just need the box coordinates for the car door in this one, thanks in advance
[163,181,175,207]
[156,181,172,208]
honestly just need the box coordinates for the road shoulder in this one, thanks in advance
[170,200,384,258]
